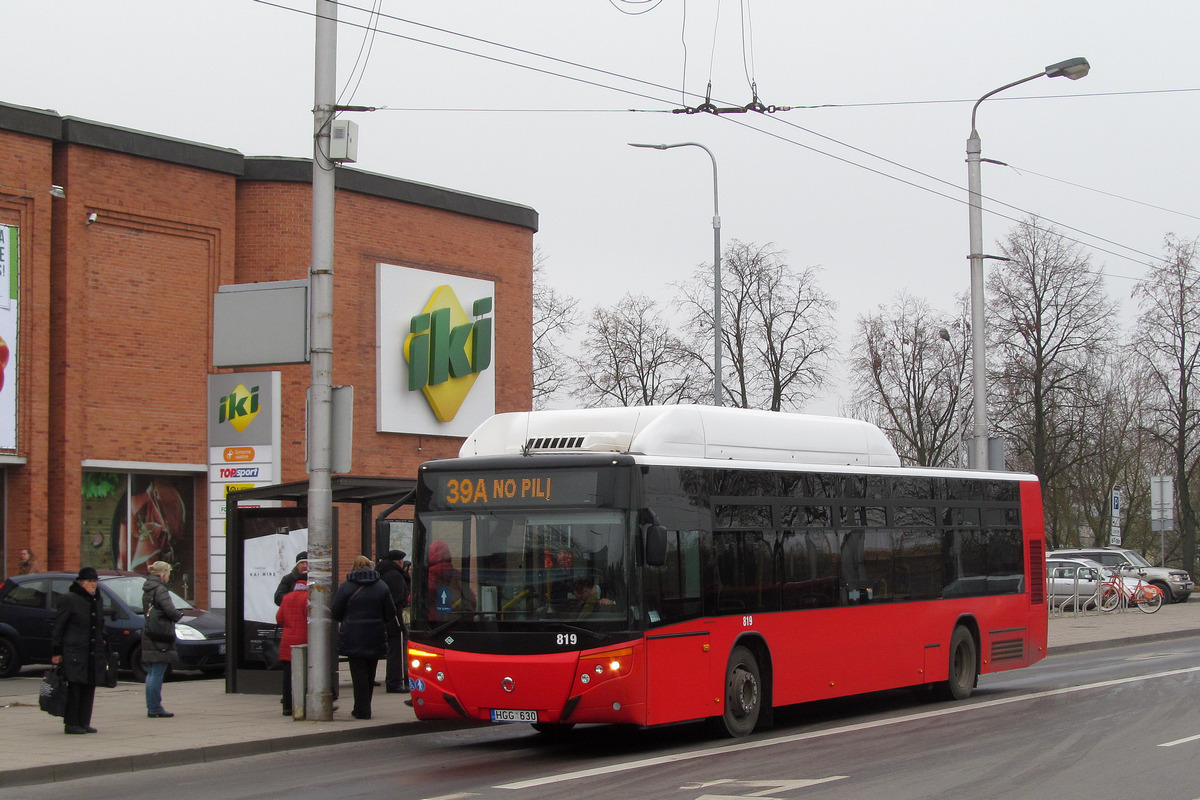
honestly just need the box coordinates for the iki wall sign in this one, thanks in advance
[376,263,495,437]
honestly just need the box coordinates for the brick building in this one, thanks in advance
[0,101,537,607]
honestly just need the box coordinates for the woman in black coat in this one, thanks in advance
[51,567,108,735]
[331,556,396,720]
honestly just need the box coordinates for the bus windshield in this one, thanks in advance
[417,508,630,631]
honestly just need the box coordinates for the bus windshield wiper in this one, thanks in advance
[428,612,489,638]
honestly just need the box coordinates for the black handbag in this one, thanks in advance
[39,666,67,716]
[144,606,176,644]
[262,629,282,670]
[102,649,120,688]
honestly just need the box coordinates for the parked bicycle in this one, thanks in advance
[1100,568,1164,614]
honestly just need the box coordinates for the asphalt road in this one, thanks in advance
[13,639,1200,800]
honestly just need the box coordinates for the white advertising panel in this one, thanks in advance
[0,226,18,450]
[376,263,495,437]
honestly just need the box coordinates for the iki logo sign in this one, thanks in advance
[377,264,496,436]
[217,384,260,433]
[405,286,492,422]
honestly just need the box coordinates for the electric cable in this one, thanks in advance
[255,0,1182,274]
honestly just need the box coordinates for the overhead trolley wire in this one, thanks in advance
[255,0,1177,274]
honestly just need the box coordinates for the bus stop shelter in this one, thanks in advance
[223,476,416,693]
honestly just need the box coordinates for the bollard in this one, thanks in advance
[292,644,307,720]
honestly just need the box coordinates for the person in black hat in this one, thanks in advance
[274,551,309,606]
[376,550,410,693]
[51,567,109,734]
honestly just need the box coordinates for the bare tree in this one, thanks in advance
[1063,352,1158,552]
[1132,234,1200,573]
[675,240,836,411]
[569,293,696,407]
[531,251,579,409]
[988,216,1116,545]
[847,292,970,467]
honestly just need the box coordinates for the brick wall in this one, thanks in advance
[1,110,535,604]
[0,128,55,576]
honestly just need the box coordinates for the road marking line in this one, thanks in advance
[495,665,1200,790]
[1159,733,1200,747]
[683,778,847,796]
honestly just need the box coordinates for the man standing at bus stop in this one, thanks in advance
[377,550,409,693]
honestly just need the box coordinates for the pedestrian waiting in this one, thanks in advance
[142,560,183,718]
[331,556,395,720]
[51,567,109,734]
[276,578,308,716]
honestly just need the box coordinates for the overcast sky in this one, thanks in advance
[9,1,1200,413]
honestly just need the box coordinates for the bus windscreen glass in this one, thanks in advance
[419,508,630,631]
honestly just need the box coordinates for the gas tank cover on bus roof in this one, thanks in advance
[461,405,902,468]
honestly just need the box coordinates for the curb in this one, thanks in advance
[1047,627,1200,657]
[0,719,473,790]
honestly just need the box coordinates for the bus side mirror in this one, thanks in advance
[644,524,668,567]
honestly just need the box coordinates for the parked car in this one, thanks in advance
[1047,547,1194,604]
[1046,556,1107,609]
[0,570,225,680]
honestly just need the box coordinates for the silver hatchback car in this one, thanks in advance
[1046,557,1107,610]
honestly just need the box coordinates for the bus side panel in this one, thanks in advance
[749,604,932,707]
[699,595,1039,710]
[644,629,716,725]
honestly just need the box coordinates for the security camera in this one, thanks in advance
[86,212,98,225]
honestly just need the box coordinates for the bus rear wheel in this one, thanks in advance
[939,626,977,701]
[717,645,761,737]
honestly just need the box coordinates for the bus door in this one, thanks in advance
[642,528,716,725]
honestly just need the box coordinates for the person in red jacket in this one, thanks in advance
[275,579,308,716]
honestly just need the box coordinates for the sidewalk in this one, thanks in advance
[2,600,1198,789]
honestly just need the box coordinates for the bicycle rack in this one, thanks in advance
[1050,571,1101,618]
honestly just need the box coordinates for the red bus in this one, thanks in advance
[407,406,1047,736]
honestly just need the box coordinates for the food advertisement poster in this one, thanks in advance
[0,225,18,450]
[80,472,197,600]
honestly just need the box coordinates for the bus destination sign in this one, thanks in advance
[430,469,599,508]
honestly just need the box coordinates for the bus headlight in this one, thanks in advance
[579,647,634,682]
[407,646,445,682]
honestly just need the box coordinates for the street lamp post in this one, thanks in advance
[629,142,722,407]
[966,57,1089,470]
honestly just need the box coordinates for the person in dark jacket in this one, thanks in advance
[274,551,308,606]
[376,549,410,693]
[142,561,184,718]
[276,578,308,716]
[331,556,396,720]
[51,566,108,734]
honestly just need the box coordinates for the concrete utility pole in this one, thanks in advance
[306,0,337,722]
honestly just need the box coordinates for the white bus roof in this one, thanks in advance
[459,405,902,468]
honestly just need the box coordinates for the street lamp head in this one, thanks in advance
[628,142,670,150]
[1044,57,1090,80]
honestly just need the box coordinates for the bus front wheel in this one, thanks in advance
[717,645,762,737]
[939,625,977,701]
